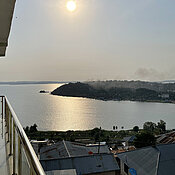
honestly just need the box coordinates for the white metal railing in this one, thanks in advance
[1,96,46,175]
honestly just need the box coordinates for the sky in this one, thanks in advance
[1,0,175,82]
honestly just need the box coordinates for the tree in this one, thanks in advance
[143,121,156,132]
[30,123,38,132]
[24,126,29,132]
[118,130,127,138]
[133,132,156,148]
[157,120,166,132]
[90,128,100,137]
[133,126,139,132]
[90,127,103,142]
[70,135,75,142]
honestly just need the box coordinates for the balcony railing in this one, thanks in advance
[1,96,46,175]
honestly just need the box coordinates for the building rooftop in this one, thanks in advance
[45,169,77,175]
[41,153,119,175]
[157,131,175,144]
[40,140,110,160]
[117,143,175,175]
[122,136,136,142]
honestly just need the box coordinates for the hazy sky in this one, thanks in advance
[1,0,175,81]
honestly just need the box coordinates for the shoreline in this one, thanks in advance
[51,82,175,105]
[51,94,175,105]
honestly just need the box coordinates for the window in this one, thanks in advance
[124,163,129,174]
[116,157,121,168]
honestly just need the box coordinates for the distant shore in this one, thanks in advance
[0,81,69,85]
[54,94,175,105]
[51,81,175,104]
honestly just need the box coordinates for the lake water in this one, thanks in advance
[0,83,175,131]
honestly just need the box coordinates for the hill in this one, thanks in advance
[51,81,175,102]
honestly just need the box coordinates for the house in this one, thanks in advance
[39,141,120,175]
[156,131,175,144]
[158,94,169,99]
[40,140,110,160]
[41,153,120,175]
[116,143,175,175]
[122,136,136,147]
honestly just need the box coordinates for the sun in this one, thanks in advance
[66,0,77,12]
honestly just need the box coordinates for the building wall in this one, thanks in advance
[120,161,129,175]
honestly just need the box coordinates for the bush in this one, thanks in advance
[134,131,156,148]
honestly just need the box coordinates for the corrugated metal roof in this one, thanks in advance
[157,144,175,175]
[40,141,110,160]
[117,146,159,175]
[45,169,77,175]
[41,153,119,175]
[157,131,175,144]
[86,145,110,154]
[122,136,136,142]
[117,143,175,175]
[0,0,16,56]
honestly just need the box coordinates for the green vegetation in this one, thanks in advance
[25,120,167,149]
[133,126,139,133]
[133,132,156,148]
[143,120,166,134]
[51,82,175,102]
[133,120,166,148]
[24,124,136,143]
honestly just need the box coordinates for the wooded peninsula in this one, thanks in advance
[51,80,175,103]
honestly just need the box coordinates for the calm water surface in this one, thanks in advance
[0,84,175,131]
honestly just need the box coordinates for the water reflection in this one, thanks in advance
[49,96,97,131]
[0,84,175,131]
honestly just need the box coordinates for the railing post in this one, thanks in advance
[7,104,10,142]
[5,96,46,175]
[1,97,3,139]
[9,113,12,155]
[30,166,34,175]
[30,168,33,175]
[5,98,7,122]
[18,136,22,175]
[1,96,3,119]
[13,120,16,175]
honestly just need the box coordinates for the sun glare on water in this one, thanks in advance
[66,0,77,12]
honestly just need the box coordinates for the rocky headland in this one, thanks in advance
[51,81,175,102]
